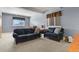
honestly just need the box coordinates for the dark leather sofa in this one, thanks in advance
[13,28,40,44]
[44,28,64,41]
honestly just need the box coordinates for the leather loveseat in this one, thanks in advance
[13,28,40,44]
[44,28,64,41]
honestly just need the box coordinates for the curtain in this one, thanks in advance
[47,13,54,26]
[55,16,61,26]
[47,11,62,26]
[48,17,54,26]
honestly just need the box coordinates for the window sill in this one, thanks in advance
[48,26,62,28]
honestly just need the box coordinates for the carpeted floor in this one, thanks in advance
[15,38,70,52]
[0,33,70,52]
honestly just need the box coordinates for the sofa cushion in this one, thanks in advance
[45,32,57,37]
[48,28,55,33]
[18,34,34,37]
[54,28,61,34]
[34,28,40,33]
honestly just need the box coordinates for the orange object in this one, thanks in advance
[68,34,79,52]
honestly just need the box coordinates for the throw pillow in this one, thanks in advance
[34,27,40,33]
[54,28,61,34]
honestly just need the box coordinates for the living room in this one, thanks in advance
[0,7,79,52]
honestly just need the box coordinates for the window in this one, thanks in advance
[13,17,25,26]
[47,11,62,26]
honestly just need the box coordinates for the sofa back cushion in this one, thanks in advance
[23,29,34,34]
[48,28,55,33]
[14,28,34,35]
[14,29,25,35]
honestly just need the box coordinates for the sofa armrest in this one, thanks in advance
[58,32,63,35]
[13,33,18,38]
[58,32,64,40]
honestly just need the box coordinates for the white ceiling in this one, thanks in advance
[21,7,61,13]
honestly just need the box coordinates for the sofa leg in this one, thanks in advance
[15,40,19,44]
[58,40,61,42]
[16,42,18,44]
